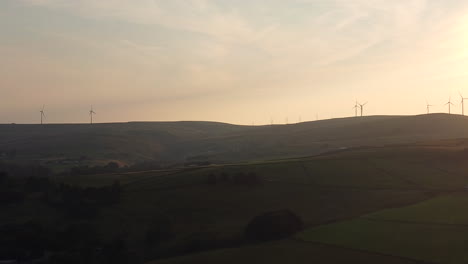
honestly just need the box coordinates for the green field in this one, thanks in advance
[366,195,468,224]
[4,142,468,263]
[60,147,468,262]
[299,195,468,264]
[150,240,424,264]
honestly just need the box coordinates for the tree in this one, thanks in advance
[245,210,303,241]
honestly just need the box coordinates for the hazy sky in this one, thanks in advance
[2,0,468,124]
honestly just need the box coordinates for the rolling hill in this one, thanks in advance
[4,133,468,263]
[2,114,468,167]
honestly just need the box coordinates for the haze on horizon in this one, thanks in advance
[1,0,468,125]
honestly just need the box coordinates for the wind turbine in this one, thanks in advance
[353,100,359,117]
[40,105,46,125]
[460,92,468,116]
[426,100,433,114]
[445,97,455,114]
[89,106,96,124]
[359,102,368,117]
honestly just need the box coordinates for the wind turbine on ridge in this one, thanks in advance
[89,106,96,124]
[445,97,455,115]
[359,102,368,117]
[353,100,359,117]
[460,92,468,116]
[426,100,433,114]
[40,105,46,125]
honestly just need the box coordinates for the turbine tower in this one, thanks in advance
[89,106,96,124]
[359,102,368,117]
[460,92,468,116]
[426,101,433,114]
[353,100,359,117]
[40,105,45,125]
[445,97,454,114]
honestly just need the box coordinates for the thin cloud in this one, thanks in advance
[3,0,468,123]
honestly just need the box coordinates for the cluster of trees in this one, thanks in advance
[0,172,130,263]
[45,181,122,219]
[0,172,52,205]
[245,210,304,241]
[0,221,141,264]
[205,172,263,185]
[0,170,122,218]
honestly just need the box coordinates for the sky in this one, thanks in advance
[1,0,468,124]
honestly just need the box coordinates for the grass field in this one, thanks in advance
[56,146,468,259]
[365,195,468,225]
[299,195,468,264]
[150,239,426,264]
[5,143,468,263]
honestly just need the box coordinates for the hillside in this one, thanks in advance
[3,142,467,263]
[2,114,468,167]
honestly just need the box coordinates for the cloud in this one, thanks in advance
[18,0,256,43]
[13,0,466,75]
[10,0,446,94]
[5,0,468,123]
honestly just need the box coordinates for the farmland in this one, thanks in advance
[4,116,468,263]
[299,195,468,264]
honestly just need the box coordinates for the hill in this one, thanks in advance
[2,114,468,168]
[4,139,468,263]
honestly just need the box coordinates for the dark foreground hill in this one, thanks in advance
[3,142,468,263]
[1,114,468,166]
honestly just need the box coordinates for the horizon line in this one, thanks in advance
[0,113,462,126]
